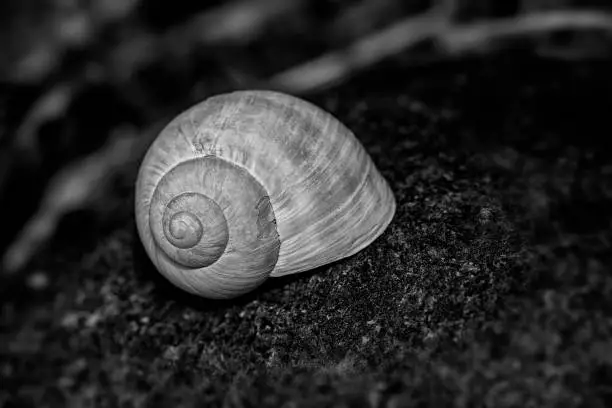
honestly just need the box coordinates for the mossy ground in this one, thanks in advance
[2,54,612,407]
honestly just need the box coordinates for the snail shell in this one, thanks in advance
[135,90,395,299]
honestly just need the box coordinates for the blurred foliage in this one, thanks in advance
[0,0,611,273]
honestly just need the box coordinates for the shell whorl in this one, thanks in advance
[138,155,281,299]
[135,90,396,299]
[150,166,229,269]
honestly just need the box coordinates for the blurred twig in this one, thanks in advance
[1,126,142,274]
[440,9,612,54]
[270,8,612,93]
[269,8,450,93]
[12,82,79,164]
[173,0,307,45]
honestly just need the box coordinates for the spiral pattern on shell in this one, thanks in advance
[135,90,396,299]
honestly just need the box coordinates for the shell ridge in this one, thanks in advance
[136,90,395,298]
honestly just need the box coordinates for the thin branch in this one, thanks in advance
[1,128,140,275]
[269,9,448,93]
[440,9,612,54]
[12,82,77,163]
[270,9,612,93]
[180,0,305,45]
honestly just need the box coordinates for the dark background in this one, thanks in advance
[1,0,612,407]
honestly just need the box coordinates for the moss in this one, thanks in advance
[2,55,612,407]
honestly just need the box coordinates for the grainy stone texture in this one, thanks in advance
[2,54,612,408]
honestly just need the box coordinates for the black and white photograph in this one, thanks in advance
[1,0,611,407]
